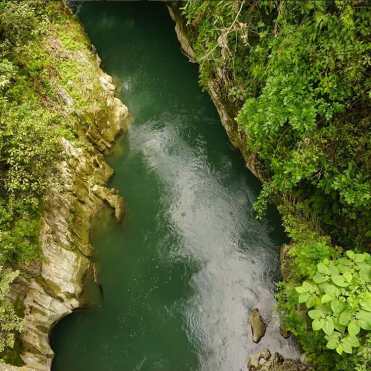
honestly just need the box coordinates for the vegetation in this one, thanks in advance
[182,0,370,369]
[0,0,108,360]
[0,0,369,368]
[0,267,22,354]
[298,252,370,354]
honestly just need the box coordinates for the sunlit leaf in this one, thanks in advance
[323,317,334,335]
[308,309,322,320]
[339,310,352,326]
[321,294,333,304]
[312,318,324,331]
[348,320,360,336]
[331,274,348,287]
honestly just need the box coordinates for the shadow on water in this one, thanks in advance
[51,2,297,371]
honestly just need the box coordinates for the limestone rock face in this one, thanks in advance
[248,349,312,371]
[92,184,125,222]
[249,308,266,343]
[0,55,128,371]
[167,5,196,63]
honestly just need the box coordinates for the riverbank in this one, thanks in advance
[0,1,127,369]
[167,3,370,371]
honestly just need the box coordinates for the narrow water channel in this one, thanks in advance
[51,3,297,370]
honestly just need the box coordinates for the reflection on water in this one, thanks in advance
[130,118,297,370]
[51,3,297,371]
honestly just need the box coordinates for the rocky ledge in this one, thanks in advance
[248,350,312,371]
[0,57,128,371]
[167,4,264,181]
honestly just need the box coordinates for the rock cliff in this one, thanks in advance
[0,23,128,371]
[167,5,264,181]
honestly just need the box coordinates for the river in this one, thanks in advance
[51,2,297,370]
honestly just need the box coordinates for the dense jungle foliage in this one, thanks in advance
[0,0,104,361]
[182,0,370,369]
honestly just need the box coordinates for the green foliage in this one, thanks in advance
[0,267,23,354]
[0,0,111,359]
[235,0,371,248]
[296,251,371,355]
[0,64,62,265]
[0,0,41,48]
[278,244,370,369]
[183,0,371,368]
[183,0,371,249]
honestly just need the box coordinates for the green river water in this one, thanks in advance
[51,2,297,370]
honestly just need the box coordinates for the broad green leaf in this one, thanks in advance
[313,273,328,283]
[358,320,371,331]
[359,264,371,282]
[306,295,317,308]
[331,299,344,315]
[339,310,352,325]
[295,286,306,294]
[353,253,366,263]
[341,335,359,354]
[336,258,352,270]
[308,309,322,320]
[348,320,360,336]
[331,274,348,287]
[342,339,353,354]
[312,318,324,331]
[356,310,371,330]
[346,251,355,260]
[336,344,343,355]
[323,317,334,335]
[321,294,333,304]
[326,331,340,350]
[329,265,339,275]
[343,271,352,282]
[317,262,330,275]
[359,298,371,312]
[302,281,316,291]
[326,337,339,350]
[348,335,360,347]
[323,284,339,297]
[334,319,346,332]
[298,293,309,303]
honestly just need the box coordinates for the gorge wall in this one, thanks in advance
[0,3,128,370]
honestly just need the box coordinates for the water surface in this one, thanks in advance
[51,3,297,370]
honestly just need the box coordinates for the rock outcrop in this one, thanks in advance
[167,4,264,181]
[0,60,128,371]
[248,349,312,371]
[249,308,266,343]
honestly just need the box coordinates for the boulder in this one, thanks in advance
[249,308,266,343]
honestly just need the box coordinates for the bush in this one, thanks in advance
[182,1,371,368]
[0,267,23,354]
[296,251,371,354]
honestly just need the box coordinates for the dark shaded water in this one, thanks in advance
[51,3,297,370]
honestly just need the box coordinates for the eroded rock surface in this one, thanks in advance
[249,308,266,343]
[248,349,312,371]
[0,60,128,371]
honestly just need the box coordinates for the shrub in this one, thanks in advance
[0,267,23,354]
[182,2,371,368]
[296,251,371,355]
